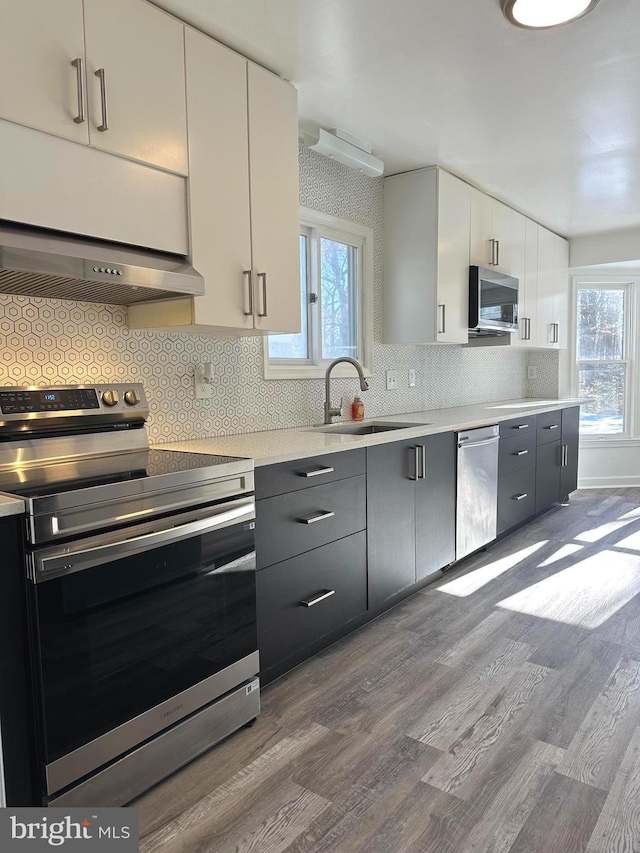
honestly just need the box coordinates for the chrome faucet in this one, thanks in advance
[324,357,369,424]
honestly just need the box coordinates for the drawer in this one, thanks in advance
[257,532,367,672]
[256,475,366,569]
[255,449,366,500]
[499,415,537,438]
[499,432,537,477]
[498,466,537,534]
[537,410,562,445]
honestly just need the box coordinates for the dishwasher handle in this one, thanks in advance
[458,436,499,450]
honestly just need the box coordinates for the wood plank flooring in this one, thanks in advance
[136,487,640,853]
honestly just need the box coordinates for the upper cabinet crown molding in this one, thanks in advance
[0,0,188,175]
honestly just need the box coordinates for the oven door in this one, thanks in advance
[27,497,257,798]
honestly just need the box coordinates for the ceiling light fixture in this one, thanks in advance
[501,0,600,29]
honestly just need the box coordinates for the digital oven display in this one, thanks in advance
[0,388,100,415]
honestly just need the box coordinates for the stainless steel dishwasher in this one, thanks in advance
[456,424,500,561]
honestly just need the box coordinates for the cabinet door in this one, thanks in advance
[83,0,188,174]
[510,211,528,347]
[470,187,493,267]
[523,218,539,346]
[492,199,513,273]
[536,226,555,347]
[561,406,580,499]
[185,29,253,330]
[437,171,471,344]
[415,432,456,579]
[367,441,417,609]
[0,0,89,144]
[247,64,301,333]
[535,440,561,513]
[553,235,570,349]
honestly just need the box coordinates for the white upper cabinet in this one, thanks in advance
[128,30,301,335]
[247,63,301,334]
[509,211,528,348]
[83,0,188,174]
[384,167,470,345]
[523,218,539,346]
[553,234,570,350]
[0,0,188,174]
[0,0,89,144]
[536,225,556,347]
[470,190,514,274]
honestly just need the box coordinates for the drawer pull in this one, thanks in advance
[300,510,335,525]
[299,466,335,478]
[514,424,529,430]
[513,493,528,501]
[545,424,559,430]
[300,589,336,608]
[515,450,529,456]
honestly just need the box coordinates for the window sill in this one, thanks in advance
[580,436,640,448]
[264,364,374,381]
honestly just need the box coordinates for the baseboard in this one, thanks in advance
[578,475,640,489]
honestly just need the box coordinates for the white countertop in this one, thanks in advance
[0,493,25,517]
[154,398,584,467]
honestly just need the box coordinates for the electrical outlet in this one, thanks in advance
[527,366,538,380]
[194,365,213,399]
[408,369,417,387]
[386,370,398,390]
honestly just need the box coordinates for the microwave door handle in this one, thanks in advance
[34,501,255,583]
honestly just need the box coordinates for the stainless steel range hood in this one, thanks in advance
[0,221,204,305]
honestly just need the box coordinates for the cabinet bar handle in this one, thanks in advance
[522,317,531,341]
[411,446,420,481]
[257,272,268,317]
[513,493,528,501]
[555,323,560,344]
[419,445,426,480]
[71,58,85,124]
[438,304,446,334]
[514,424,529,430]
[527,318,532,340]
[242,270,253,316]
[299,466,334,478]
[95,68,109,131]
[489,239,495,266]
[300,510,335,525]
[561,444,568,466]
[300,589,336,608]
[515,450,529,456]
[495,239,500,266]
[546,424,559,430]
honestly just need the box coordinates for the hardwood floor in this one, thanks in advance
[136,488,640,853]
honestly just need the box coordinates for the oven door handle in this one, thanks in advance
[32,500,255,583]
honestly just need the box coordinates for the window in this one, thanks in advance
[575,283,631,436]
[264,208,373,379]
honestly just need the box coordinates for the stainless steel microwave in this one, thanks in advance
[469,266,519,336]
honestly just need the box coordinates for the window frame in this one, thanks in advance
[263,208,374,380]
[572,276,637,442]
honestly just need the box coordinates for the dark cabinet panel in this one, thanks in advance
[498,431,537,477]
[499,414,537,438]
[257,532,367,672]
[498,466,537,534]
[415,431,456,580]
[537,410,562,445]
[367,439,417,609]
[256,475,366,569]
[561,406,580,499]
[536,440,562,513]
[255,449,366,500]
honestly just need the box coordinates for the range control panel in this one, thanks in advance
[0,384,148,419]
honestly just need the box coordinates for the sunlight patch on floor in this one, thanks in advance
[617,529,640,551]
[436,541,548,597]
[497,550,640,628]
[575,517,640,544]
[538,543,584,567]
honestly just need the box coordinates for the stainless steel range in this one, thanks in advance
[0,384,259,807]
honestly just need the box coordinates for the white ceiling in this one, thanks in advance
[153,0,640,239]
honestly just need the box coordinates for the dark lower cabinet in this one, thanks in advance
[561,406,580,500]
[415,431,456,580]
[367,432,456,609]
[535,440,562,513]
[367,439,417,609]
[498,466,536,534]
[257,532,367,674]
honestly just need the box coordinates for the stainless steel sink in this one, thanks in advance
[313,421,428,435]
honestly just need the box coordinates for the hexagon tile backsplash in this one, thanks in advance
[0,146,551,444]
